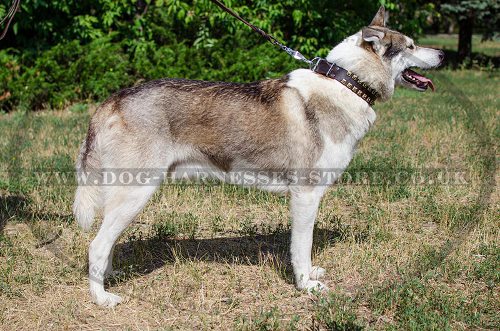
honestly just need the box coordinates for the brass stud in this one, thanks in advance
[352,75,358,80]
[357,90,363,96]
[362,94,367,99]
[362,83,367,88]
[347,71,352,76]
[347,83,353,89]
[352,87,358,93]
[341,79,347,85]
[367,97,371,102]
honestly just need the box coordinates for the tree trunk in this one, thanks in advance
[447,20,455,34]
[458,15,473,63]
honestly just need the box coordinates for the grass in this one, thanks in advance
[0,69,498,328]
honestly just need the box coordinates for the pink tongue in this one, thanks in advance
[407,69,435,91]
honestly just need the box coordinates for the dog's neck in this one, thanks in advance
[311,59,379,106]
[326,32,394,101]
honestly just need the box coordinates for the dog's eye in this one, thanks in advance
[408,44,415,50]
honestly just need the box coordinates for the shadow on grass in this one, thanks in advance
[0,194,28,234]
[440,50,499,68]
[0,194,71,249]
[108,227,345,286]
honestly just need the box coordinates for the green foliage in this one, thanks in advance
[0,36,301,110]
[1,38,134,110]
[0,0,442,111]
[381,1,439,37]
[3,1,383,52]
[441,0,499,21]
[441,0,499,39]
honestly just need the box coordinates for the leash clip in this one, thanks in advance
[281,45,312,65]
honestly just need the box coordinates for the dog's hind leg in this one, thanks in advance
[290,186,328,292]
[88,184,159,307]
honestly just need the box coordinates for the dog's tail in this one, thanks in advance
[73,123,102,231]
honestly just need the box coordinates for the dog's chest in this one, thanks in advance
[314,114,373,185]
[315,135,355,179]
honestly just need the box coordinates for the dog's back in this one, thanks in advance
[73,76,321,231]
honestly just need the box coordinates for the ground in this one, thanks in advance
[0,39,499,330]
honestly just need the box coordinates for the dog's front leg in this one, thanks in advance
[290,187,327,292]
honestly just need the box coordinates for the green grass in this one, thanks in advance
[0,68,498,329]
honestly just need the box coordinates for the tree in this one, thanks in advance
[441,0,499,62]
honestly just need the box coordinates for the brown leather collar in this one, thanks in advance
[311,58,379,106]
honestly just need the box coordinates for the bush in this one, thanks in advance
[1,38,133,110]
[0,35,305,110]
[0,0,439,111]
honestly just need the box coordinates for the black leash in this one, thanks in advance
[0,0,21,40]
[209,0,312,65]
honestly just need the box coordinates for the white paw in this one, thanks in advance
[92,290,123,308]
[310,266,326,280]
[303,280,329,293]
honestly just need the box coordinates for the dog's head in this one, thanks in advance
[327,7,444,101]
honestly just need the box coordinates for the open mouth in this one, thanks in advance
[402,68,435,91]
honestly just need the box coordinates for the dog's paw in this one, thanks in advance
[310,266,326,280]
[93,290,123,308]
[301,280,329,293]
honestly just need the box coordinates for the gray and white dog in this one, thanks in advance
[73,7,444,307]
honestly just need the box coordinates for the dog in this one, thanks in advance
[73,6,444,307]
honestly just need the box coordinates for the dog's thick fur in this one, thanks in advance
[73,7,444,307]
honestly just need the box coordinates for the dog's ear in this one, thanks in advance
[369,6,386,27]
[362,27,385,44]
